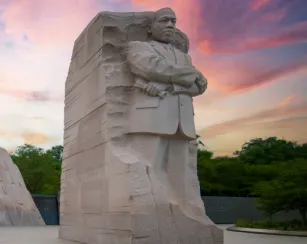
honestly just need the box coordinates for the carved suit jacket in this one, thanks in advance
[126,40,205,140]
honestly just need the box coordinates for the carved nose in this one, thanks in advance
[166,21,174,28]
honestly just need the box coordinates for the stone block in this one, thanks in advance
[59,9,223,244]
[0,148,45,226]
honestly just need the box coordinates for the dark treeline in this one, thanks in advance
[197,137,307,227]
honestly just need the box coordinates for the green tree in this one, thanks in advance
[11,144,61,194]
[197,149,251,196]
[197,137,305,198]
[212,158,250,196]
[253,180,284,221]
[233,137,298,165]
[197,149,220,196]
[46,145,63,162]
[46,145,63,172]
[254,159,307,228]
[295,143,307,159]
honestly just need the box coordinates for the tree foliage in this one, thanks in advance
[46,145,64,162]
[197,136,307,227]
[253,159,307,227]
[10,144,63,195]
[233,137,300,164]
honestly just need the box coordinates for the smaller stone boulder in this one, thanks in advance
[0,147,45,226]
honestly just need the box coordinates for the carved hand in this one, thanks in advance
[145,83,163,97]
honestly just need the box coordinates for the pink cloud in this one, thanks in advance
[1,0,99,47]
[225,60,307,93]
[195,0,307,55]
[198,20,307,55]
[0,86,62,102]
[241,21,307,51]
[259,9,286,22]
[2,0,203,48]
[250,0,271,11]
[3,0,305,55]
[196,57,307,94]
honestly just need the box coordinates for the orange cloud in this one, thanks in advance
[0,128,56,147]
[279,95,299,107]
[202,116,307,157]
[200,101,307,140]
[22,132,53,145]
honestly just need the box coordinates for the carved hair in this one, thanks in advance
[151,7,175,23]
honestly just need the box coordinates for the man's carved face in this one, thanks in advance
[150,8,177,44]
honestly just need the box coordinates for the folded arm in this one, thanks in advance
[171,71,208,97]
[126,41,197,88]
[171,83,201,97]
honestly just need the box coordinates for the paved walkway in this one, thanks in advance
[0,225,305,244]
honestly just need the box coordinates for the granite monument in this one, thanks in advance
[59,8,223,244]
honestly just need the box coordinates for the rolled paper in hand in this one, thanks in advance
[134,79,167,98]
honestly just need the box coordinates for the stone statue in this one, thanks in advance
[125,7,222,243]
[127,8,207,138]
[59,8,223,244]
[126,6,206,218]
[0,147,45,226]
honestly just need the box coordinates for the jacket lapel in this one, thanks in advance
[149,41,176,63]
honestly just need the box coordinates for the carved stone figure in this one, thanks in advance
[126,7,222,243]
[0,147,45,226]
[127,10,207,138]
[59,8,223,244]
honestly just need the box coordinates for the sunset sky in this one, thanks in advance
[0,0,306,156]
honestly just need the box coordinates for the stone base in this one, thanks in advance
[59,142,223,244]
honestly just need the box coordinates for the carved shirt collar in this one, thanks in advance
[149,40,174,51]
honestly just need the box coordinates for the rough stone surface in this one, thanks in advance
[0,148,45,226]
[59,11,223,244]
